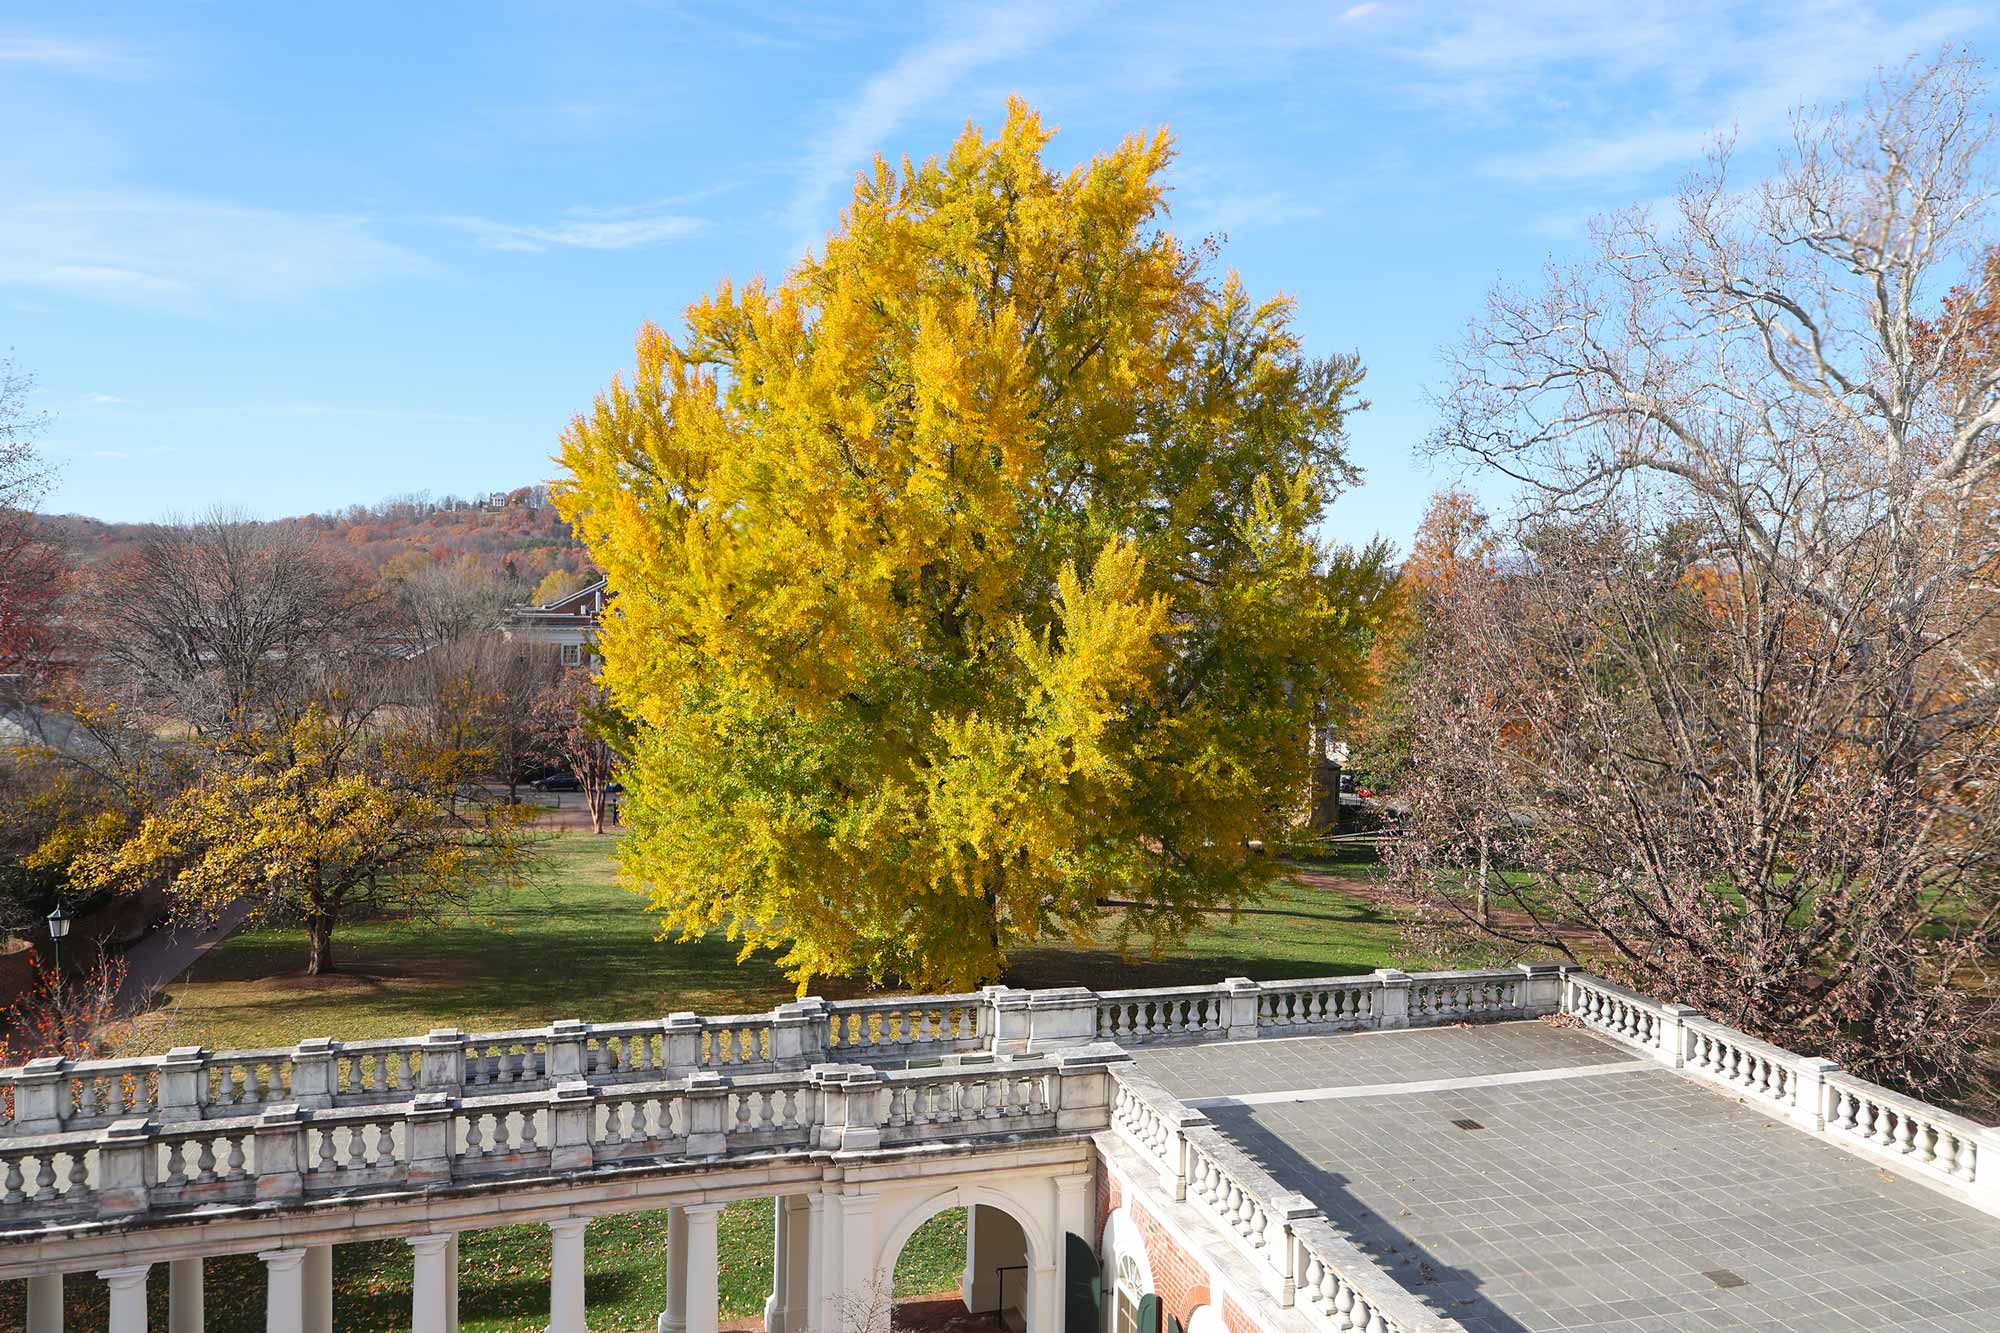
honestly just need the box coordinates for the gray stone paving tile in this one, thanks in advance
[1130,1023,2000,1331]
[1132,1020,1631,1100]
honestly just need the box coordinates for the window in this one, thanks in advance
[1114,1255,1142,1333]
[561,643,582,666]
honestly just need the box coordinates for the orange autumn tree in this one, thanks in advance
[555,100,1396,991]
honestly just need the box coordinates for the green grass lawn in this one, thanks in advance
[47,831,1408,1333]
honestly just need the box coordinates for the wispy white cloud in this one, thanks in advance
[0,191,430,309]
[438,199,711,253]
[83,392,126,405]
[1382,0,1987,184]
[1341,3,1382,20]
[0,33,147,77]
[784,2,1092,255]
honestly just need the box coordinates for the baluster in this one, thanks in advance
[227,1134,247,1178]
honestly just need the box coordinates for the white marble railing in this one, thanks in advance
[0,1049,1120,1228]
[0,968,1566,1138]
[1557,971,2000,1214]
[1108,1067,1463,1333]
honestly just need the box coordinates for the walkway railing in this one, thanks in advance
[1559,972,2000,1211]
[1108,1067,1463,1333]
[0,1048,1122,1228]
[7,964,1997,1219]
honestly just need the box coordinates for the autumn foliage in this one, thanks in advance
[556,101,1395,990]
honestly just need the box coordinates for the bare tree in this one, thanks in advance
[395,555,513,653]
[84,509,386,732]
[1419,50,2000,1092]
[0,355,62,675]
[533,668,619,833]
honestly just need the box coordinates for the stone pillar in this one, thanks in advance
[259,1249,305,1333]
[1054,1171,1092,1333]
[26,1272,63,1333]
[168,1257,204,1333]
[683,1203,725,1333]
[302,1245,333,1333]
[984,986,1033,1056]
[99,1264,151,1333]
[12,1058,68,1133]
[775,1194,813,1333]
[1025,987,1101,1052]
[1790,1059,1841,1134]
[1515,961,1566,1016]
[548,1218,589,1333]
[803,1193,830,1333]
[765,1197,791,1333]
[660,1200,692,1328]
[156,1047,208,1119]
[410,1234,453,1333]
[1655,1005,1700,1068]
[771,999,830,1068]
[446,1233,461,1333]
[828,1192,882,1333]
[1221,977,1262,1040]
[658,1205,690,1333]
[289,1038,335,1109]
[1975,1128,2000,1215]
[1373,969,1411,1030]
[962,1205,1027,1314]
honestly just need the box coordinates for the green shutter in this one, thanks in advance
[1065,1232,1101,1333]
[1168,1315,1184,1333]
[1138,1293,1162,1333]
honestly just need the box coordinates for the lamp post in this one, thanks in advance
[46,903,72,981]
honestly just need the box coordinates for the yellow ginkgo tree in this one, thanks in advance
[70,704,538,975]
[555,99,1396,991]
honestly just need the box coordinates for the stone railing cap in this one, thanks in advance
[548,1019,588,1035]
[549,1081,594,1102]
[662,1012,703,1032]
[102,1118,155,1140]
[1052,1043,1134,1070]
[259,1103,308,1125]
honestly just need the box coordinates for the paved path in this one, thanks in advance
[1136,1023,2000,1332]
[112,897,255,1015]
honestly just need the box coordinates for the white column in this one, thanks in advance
[658,1205,689,1333]
[548,1218,589,1333]
[410,1234,452,1333]
[682,1203,725,1333]
[765,1197,787,1333]
[169,1258,203,1333]
[445,1233,461,1333]
[805,1194,833,1333]
[99,1265,151,1333]
[259,1249,306,1333]
[302,1245,333,1333]
[829,1192,882,1333]
[775,1194,812,1333]
[27,1272,63,1333]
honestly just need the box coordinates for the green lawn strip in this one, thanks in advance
[109,831,1400,1333]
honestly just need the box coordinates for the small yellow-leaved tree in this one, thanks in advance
[556,100,1395,990]
[72,704,538,974]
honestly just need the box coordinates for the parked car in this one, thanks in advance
[533,772,580,792]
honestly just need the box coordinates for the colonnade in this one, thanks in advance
[12,1177,1068,1333]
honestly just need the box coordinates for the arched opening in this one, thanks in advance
[1096,1208,1154,1333]
[880,1193,1041,1333]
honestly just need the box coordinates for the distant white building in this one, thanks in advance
[502,576,607,666]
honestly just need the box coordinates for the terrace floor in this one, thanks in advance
[1133,1021,2000,1333]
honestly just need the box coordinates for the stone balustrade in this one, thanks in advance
[1107,1065,1462,1333]
[1559,970,2000,1214]
[0,1049,1121,1232]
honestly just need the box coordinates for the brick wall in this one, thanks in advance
[1098,1154,1275,1333]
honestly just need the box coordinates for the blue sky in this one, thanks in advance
[4,1,1989,551]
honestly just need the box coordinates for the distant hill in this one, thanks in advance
[35,487,595,601]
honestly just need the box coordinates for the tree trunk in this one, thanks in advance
[305,916,337,975]
[1476,832,1491,927]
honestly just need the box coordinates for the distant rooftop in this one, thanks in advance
[1135,1022,2000,1332]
